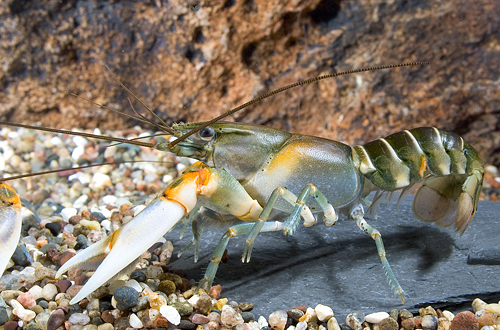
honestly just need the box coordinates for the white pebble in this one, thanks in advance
[268,310,288,330]
[327,317,341,330]
[35,311,50,329]
[258,316,268,328]
[71,145,85,160]
[365,311,390,324]
[60,208,78,222]
[129,313,143,328]
[315,304,334,322]
[442,310,454,322]
[91,173,111,190]
[64,224,74,233]
[346,313,362,330]
[306,307,316,318]
[42,283,58,300]
[187,295,200,307]
[125,279,143,292]
[472,298,488,312]
[295,321,307,330]
[11,299,36,322]
[68,312,90,325]
[100,220,112,232]
[69,172,93,185]
[73,135,88,147]
[485,303,500,314]
[50,136,63,146]
[73,194,89,209]
[160,305,180,325]
[102,195,117,205]
[28,285,43,300]
[286,326,296,330]
[176,163,187,173]
[221,304,244,327]
[104,145,117,158]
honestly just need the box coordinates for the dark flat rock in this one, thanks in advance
[168,197,500,321]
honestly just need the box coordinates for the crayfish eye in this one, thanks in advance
[198,126,215,141]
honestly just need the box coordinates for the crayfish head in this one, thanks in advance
[156,123,216,161]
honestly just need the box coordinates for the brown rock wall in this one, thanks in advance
[0,0,499,164]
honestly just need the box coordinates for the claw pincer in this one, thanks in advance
[0,183,22,276]
[56,162,263,304]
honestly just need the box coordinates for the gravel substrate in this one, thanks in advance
[0,126,499,330]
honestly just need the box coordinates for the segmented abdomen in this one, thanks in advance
[353,127,483,190]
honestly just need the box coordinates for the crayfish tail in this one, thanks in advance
[412,169,483,235]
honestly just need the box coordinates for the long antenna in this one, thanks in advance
[0,122,156,148]
[167,62,428,149]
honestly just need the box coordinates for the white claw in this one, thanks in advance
[57,197,186,304]
[0,183,22,276]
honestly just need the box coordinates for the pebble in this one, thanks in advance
[192,313,210,324]
[130,270,146,282]
[287,308,304,321]
[17,292,36,309]
[160,305,181,325]
[55,280,72,293]
[60,208,78,222]
[47,309,66,330]
[327,317,341,330]
[450,311,479,330]
[401,317,416,329]
[124,279,143,292]
[11,299,36,322]
[170,299,194,316]
[296,321,307,330]
[472,298,488,312]
[420,306,438,317]
[315,304,334,322]
[378,316,399,330]
[68,312,90,325]
[157,280,176,296]
[0,307,9,325]
[113,286,139,310]
[4,320,18,330]
[35,312,50,329]
[422,314,439,330]
[268,310,288,330]
[477,313,495,327]
[195,293,213,315]
[485,303,500,314]
[42,283,58,300]
[346,313,362,330]
[209,284,222,299]
[365,311,389,324]
[221,304,245,327]
[178,319,197,330]
[129,313,144,328]
[443,311,455,322]
[438,317,451,330]
[258,315,269,328]
[239,302,255,312]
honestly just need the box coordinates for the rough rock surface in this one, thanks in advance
[0,0,499,164]
[171,197,500,322]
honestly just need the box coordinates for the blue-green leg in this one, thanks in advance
[197,221,284,291]
[241,188,284,263]
[350,204,405,304]
[282,184,337,236]
[243,185,337,262]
